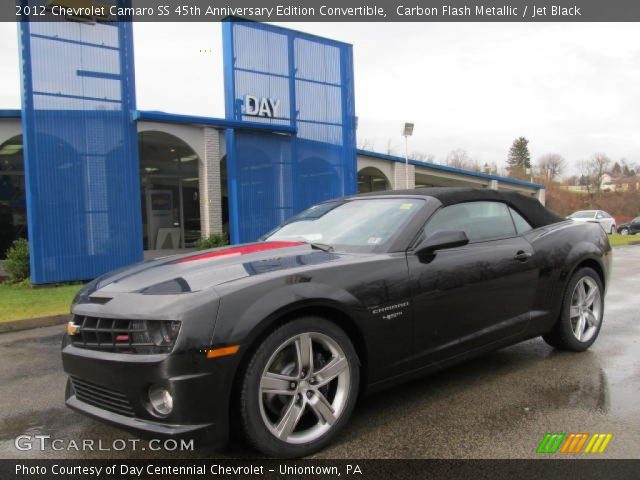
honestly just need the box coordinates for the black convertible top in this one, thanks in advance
[352,187,564,229]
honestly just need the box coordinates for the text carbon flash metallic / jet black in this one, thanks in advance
[62,188,611,457]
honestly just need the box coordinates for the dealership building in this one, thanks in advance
[0,15,544,283]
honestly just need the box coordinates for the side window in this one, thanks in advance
[509,207,533,235]
[424,201,517,242]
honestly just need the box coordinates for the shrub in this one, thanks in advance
[4,238,30,283]
[196,233,229,250]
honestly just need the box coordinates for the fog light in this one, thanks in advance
[148,385,173,416]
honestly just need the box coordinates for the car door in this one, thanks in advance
[407,201,539,366]
[632,216,640,234]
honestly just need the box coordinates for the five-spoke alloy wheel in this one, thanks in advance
[544,267,604,351]
[568,276,602,343]
[259,332,350,444]
[238,317,359,457]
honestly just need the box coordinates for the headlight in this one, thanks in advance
[148,385,173,416]
[130,320,181,353]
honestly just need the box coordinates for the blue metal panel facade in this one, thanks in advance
[223,21,357,244]
[18,3,142,283]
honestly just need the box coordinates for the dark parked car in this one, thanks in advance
[617,216,640,235]
[62,188,611,458]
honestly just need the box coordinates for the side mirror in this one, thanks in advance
[414,230,469,258]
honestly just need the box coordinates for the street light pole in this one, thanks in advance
[402,122,414,189]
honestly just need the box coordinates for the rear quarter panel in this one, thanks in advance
[524,220,611,335]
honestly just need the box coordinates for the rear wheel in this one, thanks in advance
[620,228,629,235]
[238,317,359,458]
[543,267,604,351]
[610,225,615,234]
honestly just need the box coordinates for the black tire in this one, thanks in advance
[610,225,615,235]
[238,317,360,458]
[543,267,604,352]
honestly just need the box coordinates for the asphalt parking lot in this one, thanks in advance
[1,247,638,459]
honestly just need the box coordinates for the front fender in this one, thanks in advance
[211,281,365,348]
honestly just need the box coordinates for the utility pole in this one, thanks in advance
[402,122,414,188]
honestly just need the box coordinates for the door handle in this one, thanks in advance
[514,251,532,261]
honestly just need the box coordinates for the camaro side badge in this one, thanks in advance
[370,301,410,320]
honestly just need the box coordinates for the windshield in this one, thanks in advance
[264,198,424,252]
[570,211,596,219]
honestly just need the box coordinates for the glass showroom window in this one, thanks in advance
[0,135,26,259]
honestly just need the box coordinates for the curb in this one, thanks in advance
[0,314,70,334]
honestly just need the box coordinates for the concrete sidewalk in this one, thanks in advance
[0,314,70,334]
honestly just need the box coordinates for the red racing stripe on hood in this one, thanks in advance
[172,241,304,264]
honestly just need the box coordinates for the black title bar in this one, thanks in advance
[7,0,640,22]
[2,459,640,480]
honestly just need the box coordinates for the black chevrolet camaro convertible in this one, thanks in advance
[62,188,611,457]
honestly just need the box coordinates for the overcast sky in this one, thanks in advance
[2,22,639,174]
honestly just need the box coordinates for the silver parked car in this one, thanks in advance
[568,210,617,234]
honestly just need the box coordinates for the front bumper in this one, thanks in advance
[66,396,213,436]
[62,341,237,444]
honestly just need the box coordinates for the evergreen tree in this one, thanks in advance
[611,162,622,176]
[507,137,531,177]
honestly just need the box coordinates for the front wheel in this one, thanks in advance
[620,228,629,235]
[610,225,616,235]
[238,317,359,458]
[543,267,604,351]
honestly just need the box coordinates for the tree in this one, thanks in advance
[610,162,622,177]
[621,160,637,178]
[357,137,375,151]
[410,151,435,163]
[507,137,531,178]
[536,153,566,183]
[384,139,397,156]
[579,153,611,195]
[445,149,474,170]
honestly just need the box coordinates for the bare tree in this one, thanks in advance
[410,151,435,163]
[445,149,479,171]
[384,139,398,156]
[537,153,566,183]
[357,137,375,151]
[579,153,611,195]
[445,149,470,169]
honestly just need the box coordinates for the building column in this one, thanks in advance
[392,162,415,190]
[199,127,223,237]
[490,179,499,190]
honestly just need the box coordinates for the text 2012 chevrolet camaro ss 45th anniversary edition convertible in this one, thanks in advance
[62,188,611,457]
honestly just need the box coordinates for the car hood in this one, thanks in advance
[78,241,350,298]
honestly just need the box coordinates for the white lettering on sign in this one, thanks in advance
[244,95,280,118]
